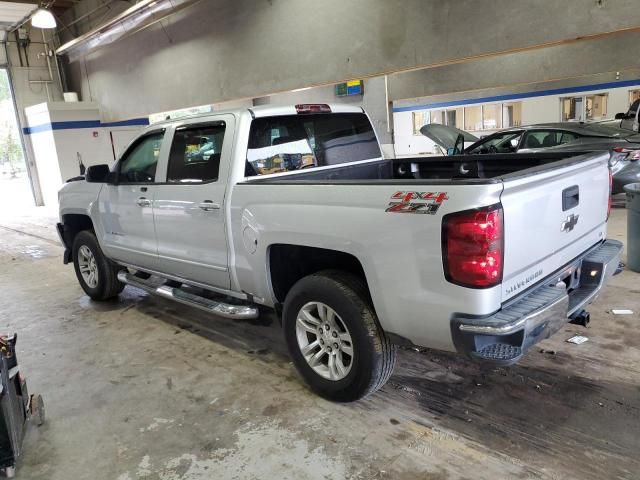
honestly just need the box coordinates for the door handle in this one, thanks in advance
[562,185,579,211]
[199,201,221,211]
[137,197,152,207]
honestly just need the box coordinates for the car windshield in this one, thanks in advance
[466,131,523,154]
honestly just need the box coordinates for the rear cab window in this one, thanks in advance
[246,113,381,176]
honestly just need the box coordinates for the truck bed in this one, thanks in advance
[243,151,600,184]
[233,149,611,351]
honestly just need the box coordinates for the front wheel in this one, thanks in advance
[283,270,397,402]
[72,230,124,301]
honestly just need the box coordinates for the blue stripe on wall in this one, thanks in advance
[23,117,150,135]
[392,78,640,113]
[102,118,151,128]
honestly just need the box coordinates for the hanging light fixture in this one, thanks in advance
[31,8,57,29]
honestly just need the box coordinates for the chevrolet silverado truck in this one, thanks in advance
[57,104,622,401]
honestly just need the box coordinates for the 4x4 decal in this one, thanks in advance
[385,191,449,214]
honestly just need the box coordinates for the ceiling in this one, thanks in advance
[0,1,38,30]
[0,0,77,41]
[0,0,78,29]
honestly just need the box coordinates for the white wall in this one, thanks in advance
[394,82,640,157]
[393,111,442,158]
[25,102,117,206]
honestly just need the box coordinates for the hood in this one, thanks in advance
[419,124,479,150]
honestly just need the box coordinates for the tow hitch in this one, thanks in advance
[569,309,591,327]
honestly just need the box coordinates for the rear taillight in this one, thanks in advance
[611,147,640,161]
[443,205,503,289]
[295,104,331,114]
[607,168,613,220]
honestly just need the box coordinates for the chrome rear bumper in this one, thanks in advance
[452,239,623,363]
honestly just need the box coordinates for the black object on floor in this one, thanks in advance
[0,335,44,478]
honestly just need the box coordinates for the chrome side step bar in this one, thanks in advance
[117,271,259,320]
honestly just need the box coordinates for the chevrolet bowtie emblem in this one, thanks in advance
[561,214,579,233]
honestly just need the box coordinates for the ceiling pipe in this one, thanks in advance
[56,0,203,60]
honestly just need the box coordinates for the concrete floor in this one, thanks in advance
[0,205,639,480]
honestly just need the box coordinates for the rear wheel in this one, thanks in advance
[283,270,396,401]
[72,230,124,301]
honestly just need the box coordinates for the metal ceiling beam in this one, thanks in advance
[56,0,202,58]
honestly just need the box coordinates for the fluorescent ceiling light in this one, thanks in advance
[32,8,56,29]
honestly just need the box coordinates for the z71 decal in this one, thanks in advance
[385,191,449,215]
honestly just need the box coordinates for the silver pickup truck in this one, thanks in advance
[57,104,622,401]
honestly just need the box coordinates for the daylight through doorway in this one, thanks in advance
[0,68,31,209]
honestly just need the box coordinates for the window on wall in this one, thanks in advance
[446,108,464,129]
[586,94,607,120]
[430,110,445,124]
[562,97,582,121]
[464,106,482,131]
[482,104,502,130]
[502,102,522,127]
[412,111,429,134]
[561,94,607,122]
[412,102,521,134]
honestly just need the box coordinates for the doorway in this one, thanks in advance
[0,68,31,209]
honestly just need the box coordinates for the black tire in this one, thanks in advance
[72,230,125,301]
[283,270,397,402]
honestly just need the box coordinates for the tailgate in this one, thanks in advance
[500,152,610,302]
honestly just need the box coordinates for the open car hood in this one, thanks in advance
[419,124,479,150]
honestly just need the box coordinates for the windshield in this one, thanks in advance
[246,113,381,176]
[466,131,523,154]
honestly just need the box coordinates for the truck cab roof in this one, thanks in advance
[147,103,365,129]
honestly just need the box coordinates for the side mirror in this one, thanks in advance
[85,164,111,183]
[615,112,627,120]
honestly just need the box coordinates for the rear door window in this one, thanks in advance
[246,113,380,176]
[521,130,581,149]
[558,131,580,144]
[167,123,226,183]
